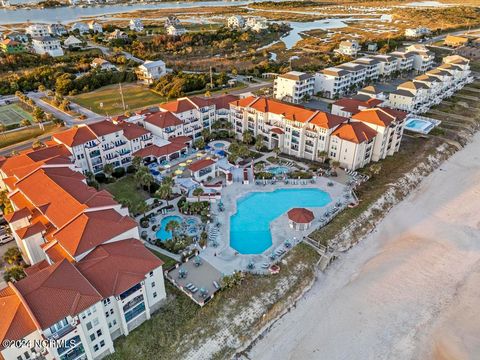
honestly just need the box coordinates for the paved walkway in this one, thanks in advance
[145,242,181,261]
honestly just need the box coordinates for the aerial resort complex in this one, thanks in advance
[0,0,480,358]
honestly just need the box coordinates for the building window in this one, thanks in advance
[100,340,105,348]
[151,282,155,288]
[94,344,99,352]
[113,319,117,326]
[93,318,99,326]
[149,271,153,277]
[24,353,30,360]
[90,334,95,341]
[105,312,109,318]
[97,329,102,337]
[108,322,112,328]
[153,292,157,298]
[86,322,92,331]
[110,309,114,315]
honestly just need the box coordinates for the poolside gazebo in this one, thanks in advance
[287,208,314,231]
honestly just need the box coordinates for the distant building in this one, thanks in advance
[227,15,245,29]
[48,23,68,36]
[165,15,180,28]
[91,58,117,71]
[3,31,29,43]
[336,40,360,57]
[444,35,470,47]
[273,71,315,103]
[0,38,25,54]
[25,23,49,38]
[366,42,378,52]
[129,19,144,32]
[404,44,435,72]
[166,24,186,37]
[136,60,167,84]
[88,21,103,33]
[245,17,268,32]
[108,29,128,40]
[63,35,83,49]
[71,22,90,34]
[405,27,430,38]
[32,36,64,57]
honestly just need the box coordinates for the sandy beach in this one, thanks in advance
[249,132,480,360]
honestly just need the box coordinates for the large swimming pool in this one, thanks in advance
[230,188,332,254]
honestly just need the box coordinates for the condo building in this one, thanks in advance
[0,145,167,360]
[229,96,407,170]
[273,71,315,103]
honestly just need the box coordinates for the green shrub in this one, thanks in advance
[112,167,126,178]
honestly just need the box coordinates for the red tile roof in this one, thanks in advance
[0,286,38,350]
[169,135,192,145]
[16,222,46,240]
[160,98,197,113]
[287,208,314,223]
[133,142,187,159]
[115,122,150,140]
[207,94,239,109]
[88,119,121,137]
[52,126,96,147]
[14,259,102,329]
[3,207,31,223]
[332,122,377,144]
[270,127,285,135]
[188,158,215,172]
[43,241,75,263]
[53,209,138,257]
[352,108,405,127]
[144,111,182,129]
[308,111,347,129]
[76,239,163,297]
[23,260,50,276]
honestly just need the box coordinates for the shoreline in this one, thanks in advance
[243,130,480,359]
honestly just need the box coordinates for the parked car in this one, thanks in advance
[0,233,14,245]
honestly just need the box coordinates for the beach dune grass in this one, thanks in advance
[71,83,165,115]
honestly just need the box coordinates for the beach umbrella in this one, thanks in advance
[186,159,193,163]
[174,169,183,175]
[179,162,187,167]
[196,153,203,157]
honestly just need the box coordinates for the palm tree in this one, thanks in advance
[132,156,142,171]
[165,220,180,239]
[136,200,149,218]
[155,184,172,205]
[3,265,26,283]
[3,247,22,266]
[192,187,204,202]
[103,163,114,178]
[255,134,264,151]
[242,130,253,145]
[162,176,174,188]
[318,150,328,163]
[331,160,340,173]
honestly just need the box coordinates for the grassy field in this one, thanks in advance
[0,103,33,126]
[0,123,58,149]
[103,175,150,209]
[71,83,165,115]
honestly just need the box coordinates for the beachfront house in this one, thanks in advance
[32,36,64,57]
[63,35,84,49]
[227,15,245,29]
[0,39,25,54]
[71,22,90,34]
[91,58,117,71]
[336,40,360,57]
[405,27,430,38]
[88,21,103,33]
[166,24,186,37]
[25,23,49,38]
[48,23,68,36]
[136,60,167,84]
[129,19,144,32]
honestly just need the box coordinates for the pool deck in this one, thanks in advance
[199,176,349,275]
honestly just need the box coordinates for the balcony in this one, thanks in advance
[89,150,100,158]
[49,324,75,340]
[59,344,86,360]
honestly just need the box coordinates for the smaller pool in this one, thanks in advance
[213,143,224,149]
[156,215,182,241]
[267,166,291,175]
[404,118,439,134]
[186,218,199,225]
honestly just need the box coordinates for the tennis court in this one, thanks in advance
[0,103,33,126]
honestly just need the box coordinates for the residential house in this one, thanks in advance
[366,42,378,52]
[405,27,430,38]
[227,15,245,29]
[132,137,191,164]
[25,23,49,38]
[187,158,218,182]
[166,24,186,37]
[372,54,400,77]
[129,19,144,32]
[108,29,128,41]
[3,31,29,43]
[88,21,103,33]
[63,35,83,49]
[71,22,90,34]
[273,71,315,103]
[336,40,360,57]
[164,15,180,28]
[32,36,64,57]
[136,60,167,84]
[331,97,384,118]
[48,23,68,36]
[245,16,268,32]
[0,38,25,54]
[444,35,470,47]
[91,58,117,71]
[405,44,435,72]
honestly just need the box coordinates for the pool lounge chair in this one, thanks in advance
[213,281,220,290]
[261,263,270,269]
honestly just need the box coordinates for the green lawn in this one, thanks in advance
[71,83,165,115]
[0,103,33,126]
[0,123,58,149]
[103,175,149,209]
